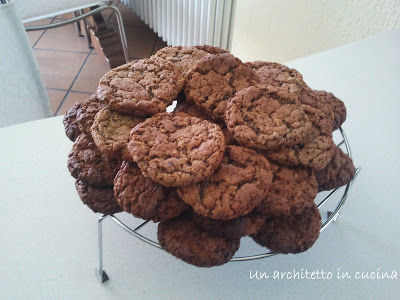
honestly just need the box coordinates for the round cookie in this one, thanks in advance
[155,45,228,77]
[157,215,240,267]
[177,145,273,220]
[255,162,318,216]
[251,204,321,254]
[97,57,184,116]
[192,211,267,239]
[114,162,187,222]
[246,61,305,101]
[76,94,107,135]
[91,107,145,161]
[67,133,121,187]
[225,85,313,151]
[63,101,82,142]
[128,112,225,187]
[185,52,257,120]
[265,135,335,171]
[75,180,122,215]
[316,146,356,191]
[313,90,346,131]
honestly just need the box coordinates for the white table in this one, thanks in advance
[1,28,400,299]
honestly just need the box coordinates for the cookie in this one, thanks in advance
[246,61,305,100]
[255,162,318,216]
[63,101,82,142]
[128,112,225,187]
[313,90,346,131]
[155,45,228,77]
[91,107,145,161]
[157,215,240,267]
[114,162,187,222]
[97,57,184,116]
[67,133,121,187]
[252,204,321,254]
[75,180,122,215]
[265,135,335,171]
[76,94,107,135]
[185,52,257,120]
[192,210,267,239]
[178,145,273,220]
[316,146,356,191]
[225,85,313,151]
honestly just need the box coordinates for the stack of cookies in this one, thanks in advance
[63,45,356,267]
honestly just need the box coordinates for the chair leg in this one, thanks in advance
[80,9,93,49]
[73,11,83,37]
[108,6,129,63]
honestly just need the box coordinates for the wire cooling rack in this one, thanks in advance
[95,127,360,282]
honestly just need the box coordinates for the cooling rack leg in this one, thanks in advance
[96,214,109,283]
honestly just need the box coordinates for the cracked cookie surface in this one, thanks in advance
[91,107,145,161]
[97,58,184,116]
[185,52,257,120]
[313,89,346,131]
[114,162,187,222]
[128,112,225,187]
[252,204,321,254]
[225,85,313,151]
[157,215,240,267]
[75,179,122,215]
[256,162,318,216]
[76,94,107,135]
[63,101,81,142]
[178,145,273,220]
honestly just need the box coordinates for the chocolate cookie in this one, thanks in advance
[128,112,225,187]
[67,133,121,187]
[192,210,267,239]
[157,215,240,267]
[114,162,187,222]
[313,90,346,131]
[246,61,305,100]
[316,146,356,191]
[185,52,257,120]
[97,57,184,116]
[155,45,228,77]
[91,107,145,161]
[75,180,122,215]
[178,145,273,220]
[63,101,82,142]
[252,204,321,254]
[225,85,313,151]
[265,135,335,171]
[76,94,107,135]
[256,162,318,216]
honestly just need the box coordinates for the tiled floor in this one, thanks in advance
[26,0,167,116]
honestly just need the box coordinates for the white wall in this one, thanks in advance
[229,0,400,63]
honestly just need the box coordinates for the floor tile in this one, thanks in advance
[46,89,67,115]
[25,19,53,47]
[117,26,158,59]
[72,54,111,93]
[57,92,92,116]
[110,2,148,27]
[56,12,74,20]
[151,37,168,55]
[35,22,91,53]
[34,49,88,90]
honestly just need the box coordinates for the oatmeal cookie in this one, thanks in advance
[128,112,225,187]
[178,145,273,220]
[97,58,184,116]
[75,180,122,215]
[114,162,187,222]
[67,133,121,187]
[91,107,145,161]
[316,146,356,191]
[157,215,240,267]
[76,94,107,135]
[252,204,321,254]
[185,52,257,120]
[225,85,313,151]
[63,101,82,142]
[255,162,318,216]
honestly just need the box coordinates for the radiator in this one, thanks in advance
[121,0,233,49]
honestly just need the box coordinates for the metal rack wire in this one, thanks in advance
[95,127,360,282]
